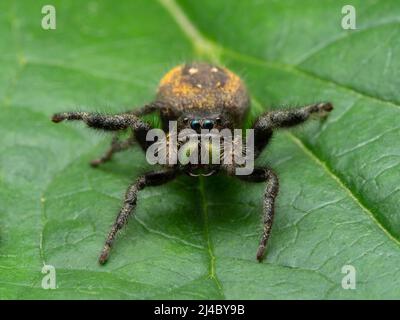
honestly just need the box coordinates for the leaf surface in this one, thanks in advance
[0,0,399,299]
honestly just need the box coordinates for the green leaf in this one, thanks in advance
[1,0,399,299]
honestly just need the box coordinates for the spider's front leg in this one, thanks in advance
[99,169,178,264]
[51,111,152,151]
[89,102,164,166]
[253,102,333,155]
[237,167,279,262]
[51,111,149,131]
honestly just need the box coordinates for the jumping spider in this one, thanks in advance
[51,62,333,264]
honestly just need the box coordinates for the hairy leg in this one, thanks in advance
[237,167,279,262]
[90,132,135,167]
[253,102,333,155]
[52,111,149,131]
[86,102,163,166]
[52,111,152,150]
[99,169,178,264]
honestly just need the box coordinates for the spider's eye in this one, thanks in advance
[183,117,189,124]
[190,119,201,131]
[202,119,214,130]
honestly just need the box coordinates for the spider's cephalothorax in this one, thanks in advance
[52,62,333,264]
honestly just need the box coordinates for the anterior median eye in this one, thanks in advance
[190,119,201,131]
[202,119,214,130]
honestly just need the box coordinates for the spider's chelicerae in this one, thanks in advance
[52,62,333,264]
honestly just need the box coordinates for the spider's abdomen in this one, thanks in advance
[156,62,250,123]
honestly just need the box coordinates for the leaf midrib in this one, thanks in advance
[158,0,400,253]
[3,0,399,298]
[160,0,400,110]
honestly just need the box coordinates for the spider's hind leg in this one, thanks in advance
[99,169,178,264]
[90,132,135,167]
[237,167,279,262]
